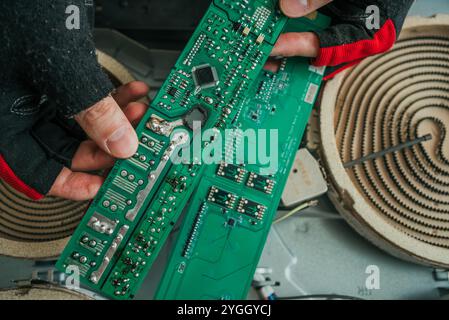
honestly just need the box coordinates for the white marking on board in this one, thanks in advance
[309,65,326,75]
[305,83,319,104]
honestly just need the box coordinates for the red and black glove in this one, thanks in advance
[273,0,415,79]
[315,0,414,78]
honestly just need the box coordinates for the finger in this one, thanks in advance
[74,96,138,159]
[264,59,282,73]
[71,102,148,171]
[271,32,320,57]
[58,82,149,141]
[112,81,149,108]
[123,102,148,126]
[48,167,104,201]
[71,141,115,172]
[279,0,332,18]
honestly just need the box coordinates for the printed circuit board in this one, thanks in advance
[56,0,328,299]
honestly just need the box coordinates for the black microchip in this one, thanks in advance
[183,105,208,130]
[207,187,236,209]
[167,87,178,97]
[228,218,236,227]
[237,198,266,220]
[217,162,246,183]
[196,67,214,85]
[233,22,242,31]
[193,64,218,89]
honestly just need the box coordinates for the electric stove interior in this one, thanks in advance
[0,0,448,300]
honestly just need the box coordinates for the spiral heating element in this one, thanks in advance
[0,181,87,242]
[334,29,449,250]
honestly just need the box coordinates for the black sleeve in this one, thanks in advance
[5,0,114,117]
[0,1,113,198]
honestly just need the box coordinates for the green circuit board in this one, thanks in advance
[56,0,288,299]
[155,15,330,300]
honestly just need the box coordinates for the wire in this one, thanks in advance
[273,200,319,224]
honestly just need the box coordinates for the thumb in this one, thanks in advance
[74,96,138,159]
[279,0,332,18]
[271,32,320,57]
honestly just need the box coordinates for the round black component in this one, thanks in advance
[183,105,208,130]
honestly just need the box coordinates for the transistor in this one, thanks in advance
[167,87,179,97]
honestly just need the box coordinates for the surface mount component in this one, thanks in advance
[183,105,209,130]
[192,64,219,90]
[318,15,449,268]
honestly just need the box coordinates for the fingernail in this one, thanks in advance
[106,126,137,158]
[298,0,309,8]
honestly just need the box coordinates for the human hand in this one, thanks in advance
[0,1,149,201]
[49,81,149,201]
[0,80,149,202]
[272,0,414,77]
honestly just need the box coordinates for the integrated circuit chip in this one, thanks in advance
[167,87,179,97]
[232,22,242,31]
[192,64,219,90]
[207,186,237,209]
[237,198,266,220]
[183,105,209,130]
[217,162,247,183]
[246,172,275,194]
[227,218,236,227]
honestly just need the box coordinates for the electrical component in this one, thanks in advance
[208,187,237,209]
[183,105,208,130]
[319,15,449,268]
[192,64,219,90]
[217,162,247,183]
[247,172,275,195]
[238,198,266,220]
[57,1,329,300]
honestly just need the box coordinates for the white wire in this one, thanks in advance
[273,200,318,224]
